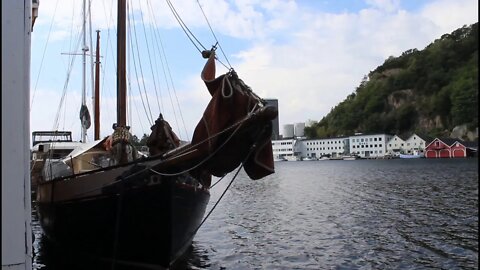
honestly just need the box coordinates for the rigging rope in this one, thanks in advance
[165,0,206,54]
[146,0,165,113]
[165,0,230,69]
[145,0,189,139]
[128,4,155,125]
[52,38,81,131]
[49,101,262,197]
[31,0,60,111]
[196,0,232,69]
[127,8,154,126]
[135,1,162,114]
[170,124,266,265]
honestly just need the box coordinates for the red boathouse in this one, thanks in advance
[425,138,474,158]
[450,141,468,158]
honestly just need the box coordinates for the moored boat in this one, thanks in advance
[342,154,359,160]
[399,150,425,159]
[34,1,277,268]
[284,155,302,161]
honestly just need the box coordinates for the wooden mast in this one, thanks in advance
[81,0,88,142]
[94,30,100,140]
[117,0,127,127]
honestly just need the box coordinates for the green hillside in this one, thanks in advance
[305,23,478,140]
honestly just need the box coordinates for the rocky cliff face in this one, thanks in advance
[387,89,414,109]
[306,23,478,141]
[451,124,478,141]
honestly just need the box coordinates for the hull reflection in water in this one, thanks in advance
[34,224,212,270]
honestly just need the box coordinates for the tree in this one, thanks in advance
[139,134,149,146]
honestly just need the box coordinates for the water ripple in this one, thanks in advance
[33,158,478,269]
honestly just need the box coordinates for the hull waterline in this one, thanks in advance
[37,172,209,268]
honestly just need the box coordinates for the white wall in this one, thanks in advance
[349,134,392,158]
[2,0,33,269]
[303,138,347,158]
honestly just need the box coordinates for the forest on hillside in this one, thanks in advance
[305,23,478,140]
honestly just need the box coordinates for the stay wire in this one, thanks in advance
[129,3,155,124]
[31,0,60,111]
[170,140,259,266]
[165,0,206,53]
[127,8,154,126]
[196,0,232,69]
[137,0,162,112]
[147,0,188,138]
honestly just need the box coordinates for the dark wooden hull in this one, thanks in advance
[37,168,210,268]
[35,105,276,268]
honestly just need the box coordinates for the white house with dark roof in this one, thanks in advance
[386,135,407,155]
[404,133,433,154]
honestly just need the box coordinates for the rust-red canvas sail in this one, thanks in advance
[191,52,275,180]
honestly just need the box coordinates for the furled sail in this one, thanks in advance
[79,105,91,129]
[191,52,275,180]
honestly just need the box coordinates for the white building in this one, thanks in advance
[272,139,302,160]
[302,137,348,158]
[404,133,433,154]
[349,133,393,158]
[386,135,407,155]
[272,133,393,160]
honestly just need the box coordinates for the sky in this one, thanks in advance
[29,0,478,143]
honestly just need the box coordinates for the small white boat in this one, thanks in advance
[318,156,330,161]
[399,151,425,159]
[274,156,287,162]
[303,156,317,161]
[284,155,302,161]
[342,154,359,160]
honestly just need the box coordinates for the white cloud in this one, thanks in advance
[365,0,401,12]
[220,0,478,132]
[420,0,479,33]
[30,0,478,140]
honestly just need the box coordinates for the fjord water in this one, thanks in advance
[33,158,478,269]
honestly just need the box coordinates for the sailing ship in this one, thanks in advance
[33,0,277,268]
